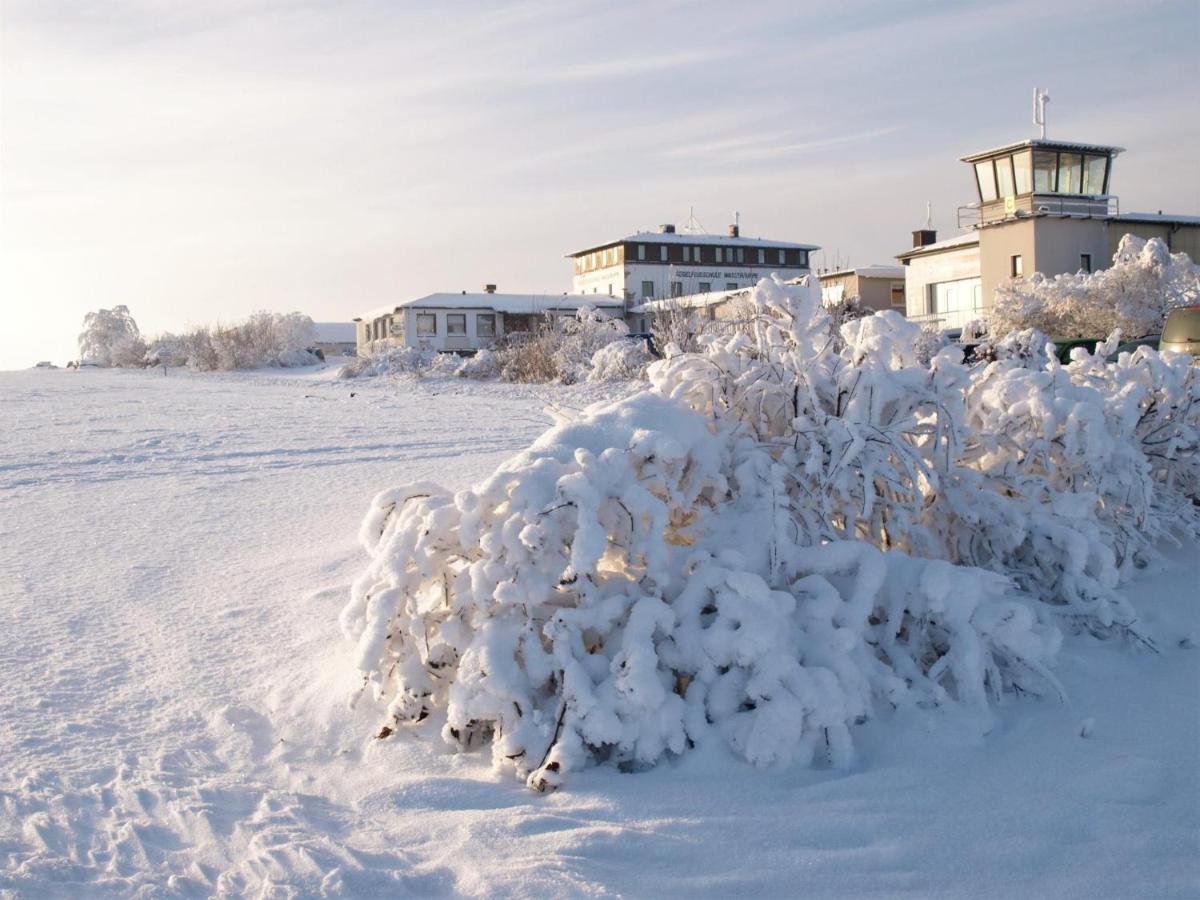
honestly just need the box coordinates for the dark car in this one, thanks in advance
[1053,338,1103,363]
[1106,335,1160,362]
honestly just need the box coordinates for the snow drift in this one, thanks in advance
[341,276,1199,789]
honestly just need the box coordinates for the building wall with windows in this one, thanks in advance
[899,236,982,331]
[354,293,625,354]
[568,227,818,306]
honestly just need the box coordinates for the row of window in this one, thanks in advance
[974,149,1110,203]
[574,244,809,274]
[414,312,495,337]
[639,280,742,299]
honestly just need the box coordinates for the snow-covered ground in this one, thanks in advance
[1,366,1196,898]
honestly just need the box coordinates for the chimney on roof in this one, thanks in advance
[912,229,937,248]
[728,223,740,237]
[659,223,676,234]
[483,283,496,294]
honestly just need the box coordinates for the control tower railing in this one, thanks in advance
[958,195,1119,229]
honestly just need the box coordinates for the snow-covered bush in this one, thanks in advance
[149,313,318,371]
[454,348,500,379]
[497,308,630,383]
[338,346,436,379]
[78,305,146,367]
[588,339,652,382]
[343,275,1198,788]
[989,235,1200,338]
[342,394,1060,791]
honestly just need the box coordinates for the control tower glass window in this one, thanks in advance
[996,156,1016,198]
[1012,150,1032,194]
[1057,153,1082,194]
[1033,150,1057,192]
[975,160,998,202]
[1082,154,1108,195]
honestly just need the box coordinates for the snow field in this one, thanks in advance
[0,365,1196,897]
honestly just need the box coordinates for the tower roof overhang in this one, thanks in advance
[959,139,1124,163]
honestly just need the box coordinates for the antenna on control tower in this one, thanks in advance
[1033,87,1050,139]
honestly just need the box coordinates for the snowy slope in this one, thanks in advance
[0,367,1196,897]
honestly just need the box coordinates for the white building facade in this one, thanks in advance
[567,223,819,310]
[355,292,625,354]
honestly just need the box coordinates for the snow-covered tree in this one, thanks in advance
[989,235,1200,339]
[78,305,146,367]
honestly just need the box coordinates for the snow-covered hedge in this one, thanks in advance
[148,312,318,371]
[989,235,1200,338]
[342,276,1198,790]
[78,306,146,367]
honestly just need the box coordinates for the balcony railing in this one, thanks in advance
[958,194,1119,229]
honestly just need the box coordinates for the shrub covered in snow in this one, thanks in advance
[587,339,652,382]
[342,275,1198,789]
[496,307,632,384]
[989,235,1200,339]
[149,312,318,371]
[338,345,435,379]
[78,306,147,367]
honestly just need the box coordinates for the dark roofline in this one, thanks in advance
[565,232,820,258]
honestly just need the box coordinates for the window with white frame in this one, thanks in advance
[757,248,765,264]
[446,314,466,335]
[778,249,785,264]
[699,282,711,293]
[682,246,691,263]
[1011,255,1023,277]
[735,248,744,263]
[671,281,682,297]
[642,280,654,298]
[638,244,646,261]
[416,313,437,336]
[476,313,495,337]
[726,282,737,291]
[714,248,723,263]
[660,245,668,262]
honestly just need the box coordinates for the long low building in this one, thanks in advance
[355,289,625,353]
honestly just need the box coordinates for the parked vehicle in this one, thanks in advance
[1053,338,1102,363]
[1160,306,1200,357]
[1106,335,1160,362]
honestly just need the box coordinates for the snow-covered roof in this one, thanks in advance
[959,138,1124,163]
[895,232,979,261]
[568,231,819,257]
[355,293,624,320]
[1112,212,1200,225]
[632,287,750,315]
[819,265,906,281]
[313,322,356,342]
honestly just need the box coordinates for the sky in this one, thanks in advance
[1,0,1198,369]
